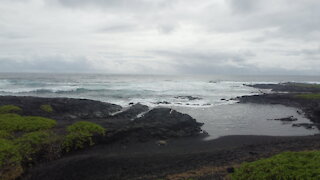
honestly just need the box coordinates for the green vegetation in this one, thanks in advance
[63,121,105,152]
[0,131,61,180]
[0,105,22,114]
[66,121,106,135]
[231,151,320,180]
[295,93,320,100]
[0,139,22,168]
[0,105,58,179]
[0,138,23,180]
[0,113,56,132]
[40,104,53,113]
[0,130,12,139]
[14,131,57,160]
[286,82,320,89]
[0,105,107,180]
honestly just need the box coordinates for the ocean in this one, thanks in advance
[1,73,319,139]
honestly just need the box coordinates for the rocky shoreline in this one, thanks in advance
[2,82,320,180]
[239,83,320,129]
[0,96,204,143]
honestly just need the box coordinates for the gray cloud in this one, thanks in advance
[0,0,319,75]
[0,56,94,73]
[153,50,255,63]
[227,0,261,14]
[98,24,138,33]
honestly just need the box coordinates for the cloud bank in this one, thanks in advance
[0,0,319,74]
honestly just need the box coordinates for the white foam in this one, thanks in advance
[0,75,309,108]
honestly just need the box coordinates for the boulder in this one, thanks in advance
[175,96,202,101]
[110,108,204,141]
[112,103,149,120]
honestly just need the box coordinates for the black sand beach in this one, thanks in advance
[23,135,320,180]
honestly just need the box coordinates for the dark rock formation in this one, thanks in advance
[246,82,320,93]
[273,116,298,122]
[0,96,122,124]
[239,82,320,130]
[292,123,318,129]
[0,96,204,143]
[154,101,171,105]
[112,103,149,120]
[238,93,320,125]
[108,108,204,142]
[175,96,202,101]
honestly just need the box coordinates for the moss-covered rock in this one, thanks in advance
[66,121,106,135]
[0,105,22,114]
[0,113,56,132]
[40,104,53,113]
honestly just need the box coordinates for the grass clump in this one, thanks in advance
[0,105,106,179]
[0,113,57,132]
[0,139,22,168]
[40,104,53,113]
[231,151,320,180]
[0,138,23,180]
[63,121,105,152]
[14,131,54,160]
[0,131,61,180]
[0,130,12,139]
[295,93,320,100]
[0,105,22,114]
[0,105,62,180]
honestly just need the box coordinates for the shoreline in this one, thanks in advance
[2,82,320,180]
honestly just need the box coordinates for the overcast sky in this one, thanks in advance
[0,0,319,75]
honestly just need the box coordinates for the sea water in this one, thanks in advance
[0,73,319,138]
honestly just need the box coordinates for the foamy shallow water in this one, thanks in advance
[0,73,264,107]
[173,103,319,140]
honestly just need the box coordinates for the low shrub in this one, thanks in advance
[63,121,105,152]
[40,104,53,113]
[0,112,106,179]
[0,110,61,180]
[14,131,54,160]
[0,114,56,132]
[0,105,22,114]
[0,138,23,180]
[0,130,12,139]
[66,121,106,135]
[231,151,320,180]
